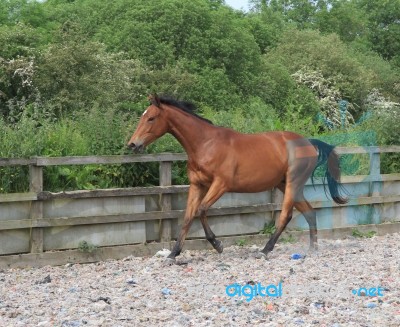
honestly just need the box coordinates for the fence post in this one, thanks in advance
[267,188,275,225]
[159,161,172,242]
[29,163,44,253]
[271,187,283,224]
[369,148,381,224]
[370,149,381,178]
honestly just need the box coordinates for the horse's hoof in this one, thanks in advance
[214,240,223,254]
[255,251,268,260]
[163,257,176,266]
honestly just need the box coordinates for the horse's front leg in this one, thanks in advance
[200,210,223,253]
[166,184,205,264]
[197,179,227,254]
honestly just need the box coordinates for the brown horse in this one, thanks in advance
[128,95,347,264]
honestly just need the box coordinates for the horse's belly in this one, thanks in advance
[229,167,284,193]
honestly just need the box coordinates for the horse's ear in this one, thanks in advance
[148,94,161,107]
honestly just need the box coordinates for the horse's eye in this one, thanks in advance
[148,117,155,122]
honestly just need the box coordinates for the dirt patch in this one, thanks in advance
[1,233,399,326]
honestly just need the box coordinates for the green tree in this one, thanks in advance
[357,0,400,66]
[246,5,286,53]
[0,23,38,58]
[251,0,320,29]
[35,27,147,117]
[315,0,369,43]
[41,0,264,96]
[265,29,384,116]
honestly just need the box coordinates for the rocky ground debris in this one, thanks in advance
[0,233,399,326]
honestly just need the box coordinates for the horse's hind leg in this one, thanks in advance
[260,186,294,258]
[294,198,318,251]
[200,212,223,253]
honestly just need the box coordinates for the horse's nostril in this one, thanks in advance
[128,140,145,153]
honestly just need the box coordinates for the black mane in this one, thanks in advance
[157,96,213,125]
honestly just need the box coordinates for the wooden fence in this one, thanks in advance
[0,146,399,268]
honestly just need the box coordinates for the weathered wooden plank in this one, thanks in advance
[2,222,400,269]
[0,174,400,203]
[35,153,187,166]
[355,195,400,205]
[0,212,173,230]
[30,174,400,202]
[43,196,146,251]
[0,205,277,230]
[37,185,189,200]
[1,147,399,168]
[29,165,43,253]
[1,194,399,231]
[45,211,179,227]
[0,192,37,203]
[340,174,400,183]
[0,157,36,166]
[29,226,44,253]
[0,229,30,255]
[0,219,33,230]
[34,175,399,201]
[380,173,400,181]
[376,145,400,153]
[308,195,400,208]
[370,152,381,176]
[159,161,172,242]
[369,152,382,223]
[336,146,400,154]
[36,204,277,227]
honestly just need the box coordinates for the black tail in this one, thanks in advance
[308,139,348,204]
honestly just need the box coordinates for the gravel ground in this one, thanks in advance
[1,233,400,327]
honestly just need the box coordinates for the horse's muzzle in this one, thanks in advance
[128,142,145,154]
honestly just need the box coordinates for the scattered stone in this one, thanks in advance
[61,320,81,327]
[313,301,325,309]
[176,259,192,266]
[294,318,305,325]
[126,278,137,285]
[216,263,231,271]
[154,249,171,258]
[291,253,305,260]
[91,296,111,305]
[35,275,51,285]
[161,288,172,296]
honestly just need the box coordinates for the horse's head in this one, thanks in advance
[127,95,169,153]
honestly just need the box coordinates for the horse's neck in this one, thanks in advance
[166,108,215,158]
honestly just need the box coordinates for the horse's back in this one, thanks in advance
[220,130,317,192]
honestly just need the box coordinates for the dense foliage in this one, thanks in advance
[0,0,399,192]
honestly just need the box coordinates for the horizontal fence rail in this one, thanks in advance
[0,146,399,268]
[0,153,188,167]
[1,145,400,167]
